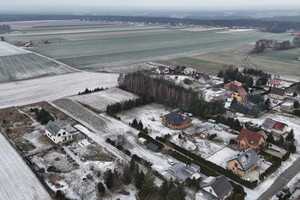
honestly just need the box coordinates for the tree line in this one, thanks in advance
[119,72,225,118]
[218,66,254,87]
[2,14,300,33]
[252,37,300,54]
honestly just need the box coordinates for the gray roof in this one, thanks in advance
[45,120,62,136]
[169,162,200,183]
[147,142,159,152]
[261,118,276,129]
[202,122,215,130]
[227,148,259,171]
[201,175,233,199]
[270,87,286,96]
[164,112,192,126]
[190,163,200,171]
[196,189,218,200]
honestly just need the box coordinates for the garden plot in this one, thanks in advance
[0,133,51,200]
[0,72,119,109]
[118,103,226,158]
[70,87,138,112]
[0,41,29,56]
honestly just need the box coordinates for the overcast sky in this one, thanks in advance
[2,0,300,12]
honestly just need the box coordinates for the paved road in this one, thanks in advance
[258,157,300,200]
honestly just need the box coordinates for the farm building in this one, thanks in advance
[269,87,286,100]
[183,67,197,75]
[235,128,267,151]
[261,118,288,136]
[164,112,192,129]
[230,87,247,102]
[224,80,243,91]
[197,175,233,200]
[267,79,281,87]
[227,148,259,177]
[45,120,72,144]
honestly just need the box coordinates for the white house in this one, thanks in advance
[198,74,212,84]
[45,121,72,144]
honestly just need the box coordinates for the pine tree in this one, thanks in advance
[135,171,145,190]
[97,182,105,196]
[105,173,114,190]
[123,166,132,185]
[138,170,156,199]
[130,158,136,172]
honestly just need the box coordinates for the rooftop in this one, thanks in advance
[270,87,286,96]
[164,112,192,126]
[201,175,233,199]
[45,120,62,136]
[228,148,259,171]
[236,128,267,146]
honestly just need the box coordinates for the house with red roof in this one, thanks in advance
[261,118,288,136]
[224,80,243,91]
[267,79,281,87]
[231,87,248,102]
[235,128,267,151]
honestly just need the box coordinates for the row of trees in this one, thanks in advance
[119,72,225,118]
[78,87,106,95]
[242,68,271,78]
[252,37,300,54]
[218,66,254,87]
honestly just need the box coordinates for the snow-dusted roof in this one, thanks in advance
[45,120,62,136]
[201,175,233,199]
[228,148,259,171]
[164,112,192,126]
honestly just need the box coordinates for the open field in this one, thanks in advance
[0,53,74,83]
[70,87,139,112]
[3,21,292,71]
[0,133,51,200]
[0,41,75,83]
[0,72,119,109]
[195,44,300,79]
[158,57,227,75]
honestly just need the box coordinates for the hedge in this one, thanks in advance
[138,132,164,150]
[156,136,257,189]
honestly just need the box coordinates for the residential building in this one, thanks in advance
[198,74,212,84]
[156,66,169,74]
[167,162,201,183]
[45,120,72,144]
[196,175,233,200]
[224,80,243,91]
[267,79,281,87]
[184,67,197,75]
[261,118,288,136]
[235,128,267,151]
[269,87,286,100]
[196,122,215,138]
[164,112,192,129]
[280,102,294,112]
[227,148,259,176]
[231,87,247,102]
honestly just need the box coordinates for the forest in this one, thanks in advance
[252,37,300,54]
[119,72,225,118]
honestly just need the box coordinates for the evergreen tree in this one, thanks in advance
[97,182,105,196]
[130,158,136,172]
[138,121,144,130]
[138,170,157,199]
[165,185,186,200]
[132,118,138,127]
[294,101,300,109]
[123,166,132,185]
[265,98,271,110]
[135,171,145,190]
[105,173,114,190]
[286,129,295,142]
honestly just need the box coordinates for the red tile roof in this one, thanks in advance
[233,80,243,87]
[236,128,264,147]
[273,122,284,130]
[268,79,281,85]
[237,87,247,98]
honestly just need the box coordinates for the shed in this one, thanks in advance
[147,142,159,152]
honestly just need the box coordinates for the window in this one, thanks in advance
[234,163,238,167]
[209,189,212,193]
[63,132,66,135]
[58,133,61,137]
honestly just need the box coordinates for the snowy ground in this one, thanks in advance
[207,147,239,167]
[69,87,138,112]
[118,103,229,158]
[0,133,51,200]
[245,153,300,200]
[237,112,300,150]
[0,72,119,109]
[0,41,29,56]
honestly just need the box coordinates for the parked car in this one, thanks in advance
[276,191,283,198]
[282,186,290,193]
[168,159,174,165]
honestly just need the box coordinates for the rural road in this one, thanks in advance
[257,157,300,200]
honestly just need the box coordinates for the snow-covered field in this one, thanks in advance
[0,133,51,200]
[70,87,138,112]
[0,41,29,56]
[0,72,119,109]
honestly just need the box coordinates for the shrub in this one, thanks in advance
[124,149,131,156]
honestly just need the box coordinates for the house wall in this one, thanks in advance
[227,160,245,176]
[269,93,286,100]
[166,121,192,129]
[45,129,72,144]
[231,92,243,102]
